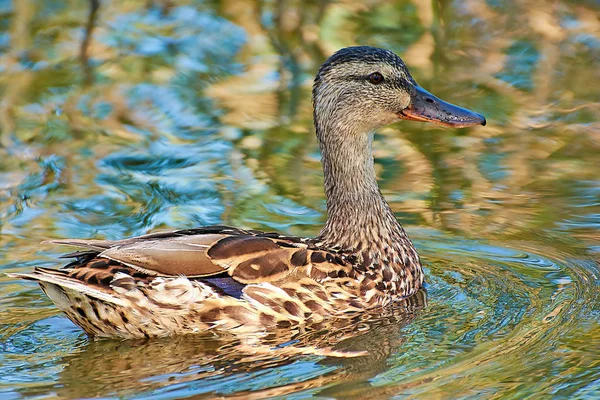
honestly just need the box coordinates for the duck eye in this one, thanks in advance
[368,72,384,84]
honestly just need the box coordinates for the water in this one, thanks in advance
[1,0,599,398]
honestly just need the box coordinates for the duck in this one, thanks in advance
[11,46,485,338]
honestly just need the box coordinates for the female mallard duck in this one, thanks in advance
[12,46,485,338]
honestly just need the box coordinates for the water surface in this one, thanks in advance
[1,0,599,398]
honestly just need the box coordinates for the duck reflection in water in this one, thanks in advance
[52,290,425,399]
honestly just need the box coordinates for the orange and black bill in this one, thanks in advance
[399,85,486,128]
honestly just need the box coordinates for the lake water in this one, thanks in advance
[1,0,599,398]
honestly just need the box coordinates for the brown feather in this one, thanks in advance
[99,234,227,277]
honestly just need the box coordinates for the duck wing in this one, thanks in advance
[10,226,358,337]
[36,225,352,286]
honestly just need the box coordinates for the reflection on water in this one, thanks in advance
[0,0,599,398]
[38,292,424,399]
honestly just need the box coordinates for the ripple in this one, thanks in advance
[3,229,597,398]
[362,231,600,398]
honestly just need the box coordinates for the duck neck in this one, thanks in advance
[316,122,403,250]
[314,117,423,295]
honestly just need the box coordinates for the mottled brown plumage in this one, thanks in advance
[11,46,485,338]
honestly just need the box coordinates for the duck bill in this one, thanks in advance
[399,86,486,128]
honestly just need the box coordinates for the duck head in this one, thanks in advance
[312,46,486,135]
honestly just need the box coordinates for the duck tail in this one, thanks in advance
[7,267,125,307]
